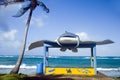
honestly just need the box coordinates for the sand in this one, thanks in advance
[24,72,115,80]
[1,72,119,80]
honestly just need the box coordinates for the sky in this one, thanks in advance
[0,0,120,56]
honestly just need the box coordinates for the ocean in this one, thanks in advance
[0,55,120,78]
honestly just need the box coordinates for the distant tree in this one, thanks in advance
[0,0,49,74]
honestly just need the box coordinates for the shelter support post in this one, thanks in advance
[43,45,49,75]
[93,46,97,75]
[91,47,94,67]
[42,42,97,75]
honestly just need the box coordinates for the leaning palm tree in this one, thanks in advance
[0,0,49,74]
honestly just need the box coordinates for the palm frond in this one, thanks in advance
[37,1,49,13]
[13,0,31,17]
[0,0,24,6]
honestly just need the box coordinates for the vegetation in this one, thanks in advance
[0,74,120,80]
[113,78,120,80]
[0,74,27,80]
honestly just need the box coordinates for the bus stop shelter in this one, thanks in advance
[29,40,97,76]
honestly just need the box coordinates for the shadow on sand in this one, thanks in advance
[25,74,74,80]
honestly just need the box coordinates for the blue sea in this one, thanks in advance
[0,55,120,78]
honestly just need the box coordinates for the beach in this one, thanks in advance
[25,72,114,80]
[0,72,118,80]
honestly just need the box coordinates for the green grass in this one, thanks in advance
[0,74,27,80]
[113,78,120,80]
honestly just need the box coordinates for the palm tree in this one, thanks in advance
[0,0,49,74]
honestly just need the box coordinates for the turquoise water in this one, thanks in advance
[0,55,120,77]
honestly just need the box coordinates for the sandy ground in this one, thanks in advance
[24,72,115,80]
[1,72,119,80]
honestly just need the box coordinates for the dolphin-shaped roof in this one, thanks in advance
[28,32,114,52]
[28,39,114,50]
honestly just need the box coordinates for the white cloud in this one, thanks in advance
[0,29,21,49]
[0,3,21,16]
[0,3,22,31]
[0,29,17,41]
[30,17,44,28]
[76,32,90,41]
[23,16,45,28]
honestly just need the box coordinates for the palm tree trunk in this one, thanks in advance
[10,9,33,74]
